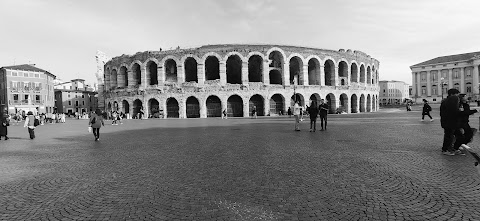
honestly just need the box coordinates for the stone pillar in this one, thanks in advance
[177,65,185,84]
[283,63,290,86]
[179,98,186,119]
[448,69,453,89]
[144,97,149,119]
[219,62,227,85]
[347,67,351,86]
[411,72,416,97]
[197,63,204,86]
[242,61,248,85]
[243,100,249,118]
[302,64,309,86]
[460,68,465,93]
[334,67,339,86]
[141,65,147,87]
[426,71,431,96]
[262,61,270,85]
[320,65,325,86]
[473,64,480,96]
[416,72,422,97]
[436,71,442,96]
[162,100,167,119]
[264,96,270,116]
[221,96,228,116]
[157,66,164,84]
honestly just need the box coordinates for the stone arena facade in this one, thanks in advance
[103,44,380,118]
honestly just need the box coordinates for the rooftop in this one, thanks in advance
[411,51,480,67]
[1,64,56,78]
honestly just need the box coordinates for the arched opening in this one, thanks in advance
[122,100,129,114]
[148,98,160,118]
[289,56,303,85]
[326,93,336,114]
[186,96,200,118]
[290,93,305,107]
[227,95,243,117]
[120,66,128,87]
[111,69,117,89]
[226,55,242,84]
[132,63,141,86]
[269,94,284,115]
[249,94,264,116]
[248,55,263,82]
[184,57,198,82]
[351,94,358,113]
[338,61,348,78]
[360,65,365,83]
[324,60,335,86]
[133,99,143,118]
[360,95,365,112]
[367,94,371,112]
[339,93,348,113]
[165,59,177,82]
[310,94,321,106]
[166,98,179,118]
[205,56,220,81]
[147,61,158,85]
[268,51,284,84]
[206,95,221,117]
[350,63,358,83]
[308,58,320,85]
[269,70,282,84]
[367,67,371,85]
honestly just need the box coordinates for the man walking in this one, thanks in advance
[319,99,329,131]
[23,111,36,139]
[293,101,301,131]
[453,94,478,154]
[421,99,433,121]
[440,88,461,156]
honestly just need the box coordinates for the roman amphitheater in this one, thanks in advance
[102,44,380,118]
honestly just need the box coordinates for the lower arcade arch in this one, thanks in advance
[148,98,160,118]
[326,93,336,114]
[206,95,222,117]
[133,99,143,119]
[367,95,372,112]
[269,94,284,115]
[360,94,366,112]
[227,95,243,117]
[351,94,358,113]
[339,93,349,113]
[309,94,321,106]
[249,94,264,116]
[186,96,200,118]
[122,100,130,114]
[166,98,179,118]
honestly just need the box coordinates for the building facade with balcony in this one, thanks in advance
[379,80,410,105]
[103,44,380,118]
[0,64,56,115]
[54,79,98,115]
[410,52,480,103]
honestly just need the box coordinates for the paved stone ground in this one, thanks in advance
[1,107,480,221]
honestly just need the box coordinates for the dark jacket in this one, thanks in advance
[307,105,319,120]
[440,95,460,129]
[458,102,477,124]
[0,116,8,136]
[89,114,105,129]
[422,103,432,113]
[319,103,329,116]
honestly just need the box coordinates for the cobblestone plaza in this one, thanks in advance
[1,108,480,220]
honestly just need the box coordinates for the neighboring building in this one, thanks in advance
[379,80,410,105]
[0,64,56,115]
[54,79,98,115]
[410,51,480,103]
[103,44,380,118]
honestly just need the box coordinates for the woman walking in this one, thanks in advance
[421,99,433,121]
[308,100,319,132]
[89,109,105,141]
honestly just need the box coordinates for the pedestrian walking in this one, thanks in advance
[421,99,433,121]
[293,101,301,131]
[222,109,227,119]
[308,100,319,132]
[319,99,329,131]
[453,94,478,155]
[112,111,118,125]
[89,109,105,141]
[0,114,9,140]
[23,111,38,139]
[440,88,461,156]
[252,106,257,119]
[287,107,292,118]
[406,102,412,111]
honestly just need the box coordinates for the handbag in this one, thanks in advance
[88,126,92,133]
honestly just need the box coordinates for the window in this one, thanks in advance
[35,95,40,101]
[467,69,472,77]
[432,88,437,95]
[432,73,436,81]
[29,73,34,77]
[421,74,426,81]
[13,94,18,100]
[35,74,39,78]
[82,101,85,105]
[68,94,70,98]
[75,101,79,106]
[24,94,29,100]
[454,70,459,78]
[24,72,28,77]
[68,101,72,105]
[12,72,17,76]
[81,94,84,98]
[422,89,426,95]
[467,87,472,93]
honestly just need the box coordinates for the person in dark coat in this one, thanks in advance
[421,99,433,121]
[0,114,9,140]
[89,109,105,141]
[440,88,461,156]
[453,94,478,154]
[308,100,319,132]
[319,99,329,131]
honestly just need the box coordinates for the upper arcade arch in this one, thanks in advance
[119,65,128,87]
[226,54,242,84]
[146,60,158,85]
[359,64,366,83]
[184,57,198,82]
[248,54,263,82]
[306,56,321,85]
[289,55,304,85]
[350,61,358,83]
[324,59,336,86]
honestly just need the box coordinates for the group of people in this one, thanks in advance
[440,88,478,156]
[291,99,329,132]
[0,111,41,140]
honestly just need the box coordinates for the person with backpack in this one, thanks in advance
[23,111,39,139]
[89,109,105,141]
[421,99,433,121]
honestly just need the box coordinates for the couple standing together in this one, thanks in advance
[293,99,328,132]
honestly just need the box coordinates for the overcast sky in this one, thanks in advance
[1,0,479,86]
